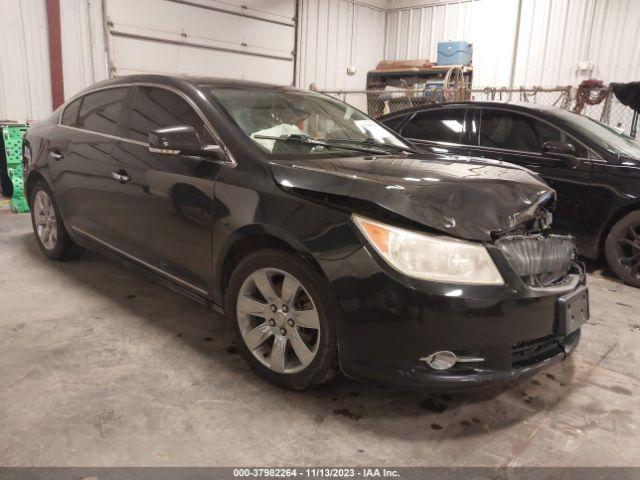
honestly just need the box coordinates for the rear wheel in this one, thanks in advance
[29,180,82,260]
[225,249,339,389]
[604,210,640,288]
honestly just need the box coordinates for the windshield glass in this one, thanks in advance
[207,87,411,156]
[551,109,640,158]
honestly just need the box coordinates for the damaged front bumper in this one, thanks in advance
[319,235,587,393]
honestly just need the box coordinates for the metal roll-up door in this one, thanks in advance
[103,0,296,85]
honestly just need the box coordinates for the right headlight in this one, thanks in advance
[353,215,504,285]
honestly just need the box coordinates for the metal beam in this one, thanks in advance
[45,0,65,109]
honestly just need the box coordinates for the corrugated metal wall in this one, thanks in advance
[296,0,386,90]
[0,0,105,121]
[514,0,640,86]
[385,0,640,88]
[60,0,106,98]
[0,0,52,121]
[385,0,519,87]
[3,0,639,120]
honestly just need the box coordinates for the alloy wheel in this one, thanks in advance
[617,221,640,280]
[34,190,58,250]
[236,267,321,374]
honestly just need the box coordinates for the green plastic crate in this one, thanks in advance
[1,124,30,213]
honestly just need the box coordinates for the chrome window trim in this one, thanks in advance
[72,226,209,296]
[408,138,465,148]
[57,82,237,167]
[476,106,606,163]
[59,124,148,146]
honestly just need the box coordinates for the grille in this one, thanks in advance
[511,335,563,368]
[496,234,575,286]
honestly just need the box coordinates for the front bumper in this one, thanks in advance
[319,245,586,393]
[378,329,580,392]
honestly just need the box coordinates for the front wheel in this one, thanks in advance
[604,210,640,288]
[225,249,339,389]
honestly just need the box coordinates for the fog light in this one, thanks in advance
[420,351,486,370]
[421,351,458,370]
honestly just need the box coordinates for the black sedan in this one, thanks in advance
[380,102,640,287]
[23,76,587,392]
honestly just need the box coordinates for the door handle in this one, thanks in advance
[111,171,131,183]
[48,149,64,160]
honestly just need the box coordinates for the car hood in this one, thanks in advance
[269,153,555,241]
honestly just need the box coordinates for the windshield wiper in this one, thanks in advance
[327,137,422,155]
[252,134,390,155]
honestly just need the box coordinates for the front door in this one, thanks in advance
[470,107,607,251]
[110,86,222,295]
[399,106,470,156]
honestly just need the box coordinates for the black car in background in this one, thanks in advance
[379,102,640,287]
[23,76,587,392]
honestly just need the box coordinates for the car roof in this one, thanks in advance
[73,74,302,98]
[377,100,566,120]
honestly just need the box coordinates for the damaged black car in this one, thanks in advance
[23,75,588,391]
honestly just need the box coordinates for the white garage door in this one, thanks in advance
[104,0,296,85]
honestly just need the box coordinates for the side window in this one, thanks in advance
[61,98,82,127]
[400,109,466,144]
[480,110,561,152]
[77,87,128,136]
[128,87,213,144]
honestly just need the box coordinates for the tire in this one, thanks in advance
[604,210,640,288]
[29,180,82,261]
[225,249,339,389]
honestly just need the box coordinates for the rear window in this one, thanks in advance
[77,87,128,136]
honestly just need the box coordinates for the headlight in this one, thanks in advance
[353,215,504,285]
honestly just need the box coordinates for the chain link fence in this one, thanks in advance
[322,86,636,137]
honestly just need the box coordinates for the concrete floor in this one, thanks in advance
[1,210,639,467]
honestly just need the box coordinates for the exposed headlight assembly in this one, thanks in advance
[353,215,504,285]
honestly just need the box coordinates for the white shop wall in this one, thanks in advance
[1,0,299,120]
[296,0,387,90]
[385,0,640,88]
[3,0,639,121]
[0,0,52,122]
[59,0,106,98]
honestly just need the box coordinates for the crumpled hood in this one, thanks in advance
[270,154,555,241]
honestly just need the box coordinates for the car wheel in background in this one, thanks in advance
[605,210,640,288]
[225,249,339,389]
[29,180,82,261]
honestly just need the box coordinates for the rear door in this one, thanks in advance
[52,86,131,243]
[111,85,222,294]
[399,106,471,156]
[470,107,606,247]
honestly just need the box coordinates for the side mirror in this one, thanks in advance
[541,141,578,167]
[541,140,576,158]
[148,125,225,160]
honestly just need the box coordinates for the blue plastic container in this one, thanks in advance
[437,41,473,66]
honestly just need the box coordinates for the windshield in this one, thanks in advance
[207,87,411,156]
[551,109,640,158]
